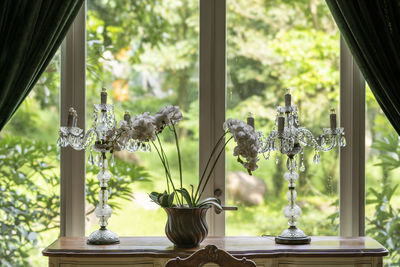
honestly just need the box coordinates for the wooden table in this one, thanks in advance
[43,236,388,266]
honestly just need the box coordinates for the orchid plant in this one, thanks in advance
[130,105,261,209]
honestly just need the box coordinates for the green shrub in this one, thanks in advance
[0,135,149,266]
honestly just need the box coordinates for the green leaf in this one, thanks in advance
[190,184,194,202]
[149,192,161,205]
[168,191,175,207]
[177,188,193,207]
[197,197,223,212]
[159,191,170,207]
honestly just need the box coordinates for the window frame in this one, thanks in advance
[60,3,86,237]
[60,1,366,237]
[339,37,366,236]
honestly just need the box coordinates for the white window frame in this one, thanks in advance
[199,0,226,236]
[60,1,366,237]
[339,37,365,237]
[60,4,86,237]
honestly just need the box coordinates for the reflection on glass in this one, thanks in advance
[86,0,199,236]
[226,0,340,236]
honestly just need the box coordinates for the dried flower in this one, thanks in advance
[154,105,183,132]
[223,118,260,173]
[131,112,156,142]
[118,120,130,131]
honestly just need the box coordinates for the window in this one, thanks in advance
[2,0,385,266]
[225,0,340,236]
[85,0,200,236]
[61,0,364,240]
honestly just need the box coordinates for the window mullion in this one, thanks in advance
[60,3,86,237]
[339,36,366,237]
[199,0,226,236]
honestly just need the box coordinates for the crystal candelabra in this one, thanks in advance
[260,89,346,245]
[58,88,149,245]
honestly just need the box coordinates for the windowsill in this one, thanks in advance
[42,236,388,258]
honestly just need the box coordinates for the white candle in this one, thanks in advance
[285,88,291,107]
[330,108,337,130]
[247,112,255,129]
[101,88,107,105]
[124,111,131,122]
[67,107,76,127]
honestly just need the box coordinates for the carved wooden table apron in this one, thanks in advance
[43,236,388,267]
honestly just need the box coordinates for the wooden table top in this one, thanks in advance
[42,236,388,258]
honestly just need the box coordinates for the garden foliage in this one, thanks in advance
[0,136,148,266]
[366,133,400,265]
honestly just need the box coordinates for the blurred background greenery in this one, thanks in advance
[0,0,399,266]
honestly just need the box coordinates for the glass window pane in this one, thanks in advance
[365,85,399,265]
[86,0,199,236]
[1,52,60,266]
[226,0,340,236]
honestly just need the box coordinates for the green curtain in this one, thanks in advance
[0,0,84,131]
[326,0,400,134]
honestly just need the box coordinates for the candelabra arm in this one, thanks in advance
[297,127,339,152]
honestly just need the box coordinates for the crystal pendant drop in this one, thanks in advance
[300,160,306,172]
[95,154,101,167]
[134,142,139,151]
[110,153,115,167]
[98,155,104,168]
[127,141,134,152]
[88,152,94,166]
[340,136,346,147]
[286,158,290,170]
[313,152,320,164]
[147,143,151,152]
[140,143,147,152]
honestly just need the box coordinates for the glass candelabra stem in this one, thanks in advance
[87,151,119,245]
[275,157,310,244]
[95,152,112,228]
[283,168,300,227]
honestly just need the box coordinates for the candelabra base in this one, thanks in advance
[87,227,120,245]
[275,226,311,245]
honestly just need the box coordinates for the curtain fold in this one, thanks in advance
[0,0,84,131]
[326,0,400,134]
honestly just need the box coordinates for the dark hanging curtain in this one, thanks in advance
[326,0,400,134]
[0,0,84,131]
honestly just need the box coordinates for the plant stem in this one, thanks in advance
[194,131,228,201]
[172,123,184,204]
[155,138,170,194]
[151,140,182,205]
[197,136,233,203]
[157,135,170,194]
